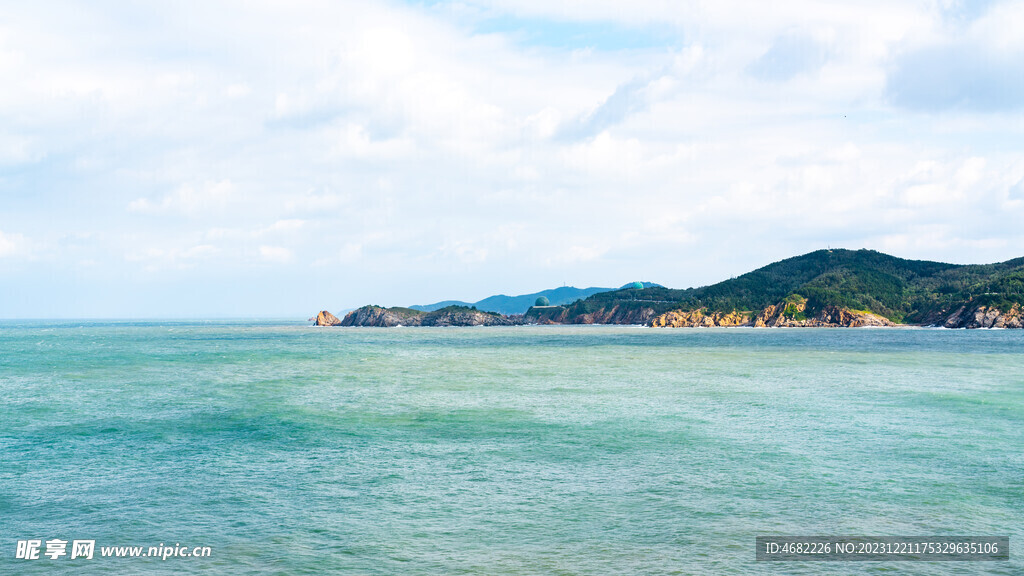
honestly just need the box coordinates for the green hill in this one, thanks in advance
[529,249,1024,325]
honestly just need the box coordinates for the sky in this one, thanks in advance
[2,0,1024,318]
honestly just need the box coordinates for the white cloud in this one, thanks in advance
[543,244,609,267]
[223,83,251,99]
[258,245,292,263]
[129,180,235,216]
[0,134,39,166]
[263,219,306,234]
[3,1,1024,316]
[312,242,363,267]
[0,230,28,258]
[285,192,350,214]
[357,27,417,77]
[886,1,1024,110]
[333,123,416,159]
[439,239,489,264]
[124,243,219,271]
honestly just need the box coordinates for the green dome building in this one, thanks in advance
[535,296,550,307]
[631,282,644,290]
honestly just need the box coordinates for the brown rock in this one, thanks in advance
[943,303,1023,329]
[651,309,753,327]
[750,300,894,328]
[314,310,343,326]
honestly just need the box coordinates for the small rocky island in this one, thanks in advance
[316,249,1024,329]
[316,305,523,327]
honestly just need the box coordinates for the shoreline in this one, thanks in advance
[311,322,1017,330]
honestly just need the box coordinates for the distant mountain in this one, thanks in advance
[409,300,471,311]
[410,286,619,315]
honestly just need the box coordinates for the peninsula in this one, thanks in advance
[316,249,1024,329]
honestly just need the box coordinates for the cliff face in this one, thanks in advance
[940,304,1023,328]
[649,302,893,328]
[337,305,523,327]
[340,306,415,327]
[419,308,523,326]
[314,310,343,326]
[650,309,752,327]
[529,305,658,325]
[752,301,894,327]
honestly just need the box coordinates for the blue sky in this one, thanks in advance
[2,0,1024,318]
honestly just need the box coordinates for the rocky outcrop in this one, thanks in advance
[314,310,343,326]
[323,294,1022,329]
[941,304,1023,328]
[528,305,659,325]
[650,309,752,327]
[752,301,894,327]
[576,305,659,325]
[337,305,524,327]
[649,302,892,328]
[418,308,523,326]
[340,306,422,327]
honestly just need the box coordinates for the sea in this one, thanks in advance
[1,321,1021,575]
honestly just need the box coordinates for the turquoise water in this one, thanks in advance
[1,322,1022,575]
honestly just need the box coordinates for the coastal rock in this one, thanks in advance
[942,304,1023,328]
[585,305,658,325]
[419,308,522,326]
[529,305,658,325]
[341,306,419,327]
[753,303,782,327]
[339,305,525,327]
[814,306,894,327]
[314,310,343,326]
[650,309,752,327]
[751,301,894,328]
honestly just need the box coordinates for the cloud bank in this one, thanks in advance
[1,0,1023,317]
